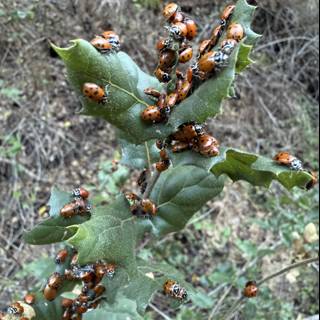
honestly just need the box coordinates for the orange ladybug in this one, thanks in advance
[196,134,220,157]
[62,309,72,320]
[163,3,179,20]
[144,87,161,98]
[243,281,258,298]
[24,293,36,305]
[172,123,203,142]
[47,272,64,289]
[199,39,211,56]
[105,263,116,278]
[7,302,24,315]
[227,23,245,41]
[159,50,176,70]
[273,152,303,171]
[82,82,107,104]
[163,280,188,300]
[165,92,178,108]
[220,4,236,23]
[185,19,197,40]
[171,22,188,38]
[179,47,193,63]
[101,30,120,43]
[156,38,171,51]
[306,171,318,190]
[141,199,157,217]
[91,36,114,51]
[172,141,191,153]
[93,284,106,297]
[141,105,162,123]
[43,285,58,301]
[156,160,171,172]
[198,51,218,73]
[155,68,171,83]
[160,149,169,160]
[210,25,223,47]
[221,39,238,55]
[73,187,90,199]
[60,198,89,218]
[172,11,184,23]
[177,80,192,102]
[55,249,69,264]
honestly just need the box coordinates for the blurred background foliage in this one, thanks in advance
[0,0,318,318]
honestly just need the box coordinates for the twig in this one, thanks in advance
[143,169,161,199]
[223,257,319,320]
[208,286,233,320]
[145,141,152,170]
[149,303,172,320]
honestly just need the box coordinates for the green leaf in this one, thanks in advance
[48,187,73,217]
[67,195,137,273]
[83,295,143,320]
[120,139,159,169]
[211,148,314,190]
[53,41,173,144]
[32,293,63,320]
[168,0,259,127]
[148,159,224,236]
[24,215,89,245]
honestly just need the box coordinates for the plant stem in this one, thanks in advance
[143,169,161,199]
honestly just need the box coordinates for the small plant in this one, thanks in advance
[1,1,318,319]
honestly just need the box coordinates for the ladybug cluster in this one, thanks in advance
[195,5,244,80]
[43,249,116,319]
[126,193,158,218]
[243,280,258,298]
[60,187,91,219]
[163,279,188,300]
[141,3,197,124]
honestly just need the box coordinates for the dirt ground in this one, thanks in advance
[0,0,319,316]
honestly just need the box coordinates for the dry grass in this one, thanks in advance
[0,0,318,310]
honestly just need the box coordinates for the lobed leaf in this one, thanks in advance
[66,195,138,274]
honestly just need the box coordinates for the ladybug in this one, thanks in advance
[101,30,120,43]
[48,272,64,289]
[156,159,171,172]
[90,36,114,51]
[62,309,72,320]
[78,294,89,304]
[155,68,171,83]
[186,67,193,83]
[198,51,218,73]
[306,171,318,190]
[213,51,229,65]
[43,285,58,301]
[141,199,157,217]
[141,105,162,123]
[172,123,203,142]
[79,270,95,283]
[163,280,188,300]
[227,23,245,41]
[166,92,178,108]
[157,93,167,110]
[93,284,106,297]
[163,3,179,20]
[170,22,188,39]
[7,302,24,315]
[185,19,197,40]
[172,142,191,153]
[196,134,220,157]
[156,140,164,150]
[160,149,169,160]
[61,298,74,308]
[177,80,192,102]
[64,268,76,281]
[55,248,69,264]
[198,39,211,56]
[211,25,223,47]
[24,293,36,305]
[94,263,107,277]
[179,47,193,63]
[82,82,107,104]
[60,198,88,218]
[144,87,161,99]
[73,187,90,199]
[159,50,176,70]
[273,152,303,171]
[220,4,236,24]
[243,281,258,298]
[156,38,172,51]
[221,39,238,55]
